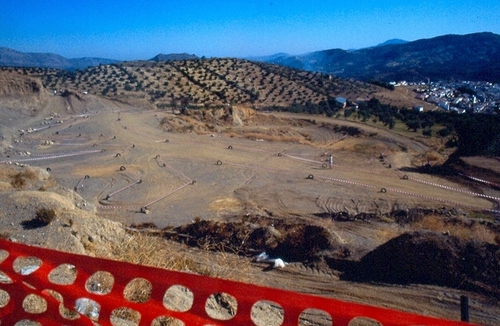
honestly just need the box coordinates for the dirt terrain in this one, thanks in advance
[1,72,500,325]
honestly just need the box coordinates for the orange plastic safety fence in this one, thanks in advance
[0,239,472,325]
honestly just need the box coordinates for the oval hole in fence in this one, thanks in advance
[14,321,42,326]
[0,270,13,283]
[22,293,47,314]
[48,263,77,285]
[205,292,238,321]
[111,307,141,326]
[299,308,333,326]
[124,277,152,303]
[0,289,10,308]
[13,256,42,275]
[163,285,194,312]
[152,316,185,326]
[349,317,382,326]
[0,249,8,263]
[85,271,114,295]
[251,300,284,326]
[75,297,100,321]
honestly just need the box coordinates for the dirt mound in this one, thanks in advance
[342,231,500,298]
[162,217,335,263]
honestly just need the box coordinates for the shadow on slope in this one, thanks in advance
[337,231,500,299]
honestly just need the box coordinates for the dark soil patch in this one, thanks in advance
[315,207,470,224]
[160,216,336,263]
[314,211,377,222]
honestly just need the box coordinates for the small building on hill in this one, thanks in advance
[335,97,347,108]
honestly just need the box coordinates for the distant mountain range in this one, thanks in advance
[254,32,500,82]
[0,47,120,70]
[1,32,500,82]
[0,48,198,70]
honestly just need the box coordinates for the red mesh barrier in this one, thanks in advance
[0,239,473,325]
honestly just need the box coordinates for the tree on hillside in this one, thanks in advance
[454,114,500,156]
[405,120,421,132]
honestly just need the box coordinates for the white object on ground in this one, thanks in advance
[254,252,288,269]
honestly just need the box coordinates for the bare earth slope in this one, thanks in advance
[1,72,499,325]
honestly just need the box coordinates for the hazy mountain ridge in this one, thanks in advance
[0,47,119,70]
[373,39,409,47]
[2,32,499,82]
[0,47,199,70]
[257,32,500,82]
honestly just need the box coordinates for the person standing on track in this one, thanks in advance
[329,154,333,169]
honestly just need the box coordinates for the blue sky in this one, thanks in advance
[1,0,499,60]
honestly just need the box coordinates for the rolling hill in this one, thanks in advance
[257,32,500,82]
[6,59,382,109]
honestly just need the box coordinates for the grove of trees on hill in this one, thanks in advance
[269,98,500,157]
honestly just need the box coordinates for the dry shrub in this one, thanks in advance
[9,169,37,189]
[100,233,253,282]
[102,234,198,272]
[35,208,56,226]
[38,177,58,191]
[10,172,26,189]
[414,215,498,244]
[22,208,57,229]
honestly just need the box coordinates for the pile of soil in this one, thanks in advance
[158,217,335,263]
[341,231,500,298]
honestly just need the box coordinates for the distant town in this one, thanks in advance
[394,80,500,114]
